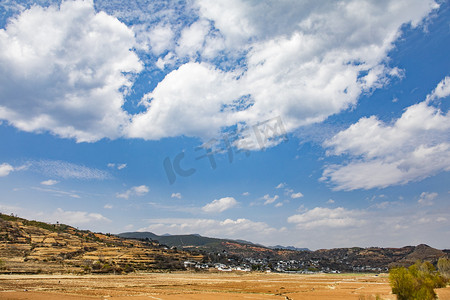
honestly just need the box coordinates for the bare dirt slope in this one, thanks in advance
[0,214,203,274]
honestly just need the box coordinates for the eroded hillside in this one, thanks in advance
[0,214,203,274]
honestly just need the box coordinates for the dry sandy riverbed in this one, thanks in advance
[0,272,449,299]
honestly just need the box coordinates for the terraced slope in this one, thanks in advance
[0,214,203,274]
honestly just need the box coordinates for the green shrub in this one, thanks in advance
[438,257,450,280]
[389,261,446,300]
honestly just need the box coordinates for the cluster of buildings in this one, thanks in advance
[184,257,388,273]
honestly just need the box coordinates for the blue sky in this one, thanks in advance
[0,0,449,250]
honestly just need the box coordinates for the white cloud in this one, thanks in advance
[139,217,280,242]
[140,205,449,249]
[418,192,437,206]
[33,186,80,199]
[127,0,438,144]
[116,185,149,199]
[288,207,365,229]
[322,83,450,190]
[262,194,279,205]
[0,163,14,177]
[202,197,238,213]
[0,0,142,142]
[291,192,304,199]
[0,0,441,147]
[107,163,127,170]
[48,208,111,225]
[171,192,182,199]
[275,183,286,189]
[155,52,176,70]
[40,179,59,186]
[275,202,283,208]
[242,192,250,196]
[427,76,450,101]
[176,19,211,57]
[326,199,335,204]
[104,204,113,209]
[145,24,175,55]
[31,160,110,180]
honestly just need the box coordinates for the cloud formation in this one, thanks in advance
[50,208,110,225]
[322,77,450,190]
[418,192,437,206]
[171,192,182,199]
[0,0,142,142]
[288,207,365,229]
[40,179,59,186]
[0,163,14,177]
[116,185,149,199]
[0,0,440,145]
[31,160,110,180]
[139,217,281,242]
[202,197,238,213]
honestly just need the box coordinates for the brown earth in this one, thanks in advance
[1,272,448,300]
[0,215,203,274]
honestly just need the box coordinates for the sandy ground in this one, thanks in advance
[0,272,449,299]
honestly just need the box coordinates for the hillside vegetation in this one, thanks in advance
[0,213,202,274]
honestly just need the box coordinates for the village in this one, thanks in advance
[184,257,388,274]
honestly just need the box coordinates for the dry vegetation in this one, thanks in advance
[0,272,395,299]
[0,214,202,274]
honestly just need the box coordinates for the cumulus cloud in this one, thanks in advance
[262,194,279,205]
[139,23,175,55]
[171,192,182,199]
[202,197,238,213]
[0,0,440,147]
[107,163,127,170]
[126,0,438,143]
[40,179,59,186]
[291,192,304,199]
[427,76,450,102]
[0,163,14,177]
[139,217,281,242]
[288,207,365,229]
[322,79,450,190]
[275,183,286,189]
[0,0,142,142]
[104,204,113,209]
[116,185,149,199]
[418,192,437,206]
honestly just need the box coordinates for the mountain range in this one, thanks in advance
[1,213,448,274]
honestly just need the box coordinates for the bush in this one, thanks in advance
[389,261,446,300]
[438,257,450,280]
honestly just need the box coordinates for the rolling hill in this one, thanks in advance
[0,213,203,274]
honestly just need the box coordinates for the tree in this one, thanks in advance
[389,261,446,300]
[437,257,450,280]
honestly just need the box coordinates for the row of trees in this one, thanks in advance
[389,258,449,300]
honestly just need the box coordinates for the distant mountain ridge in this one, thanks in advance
[119,231,311,252]
[1,214,448,275]
[118,231,259,248]
[118,231,449,271]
